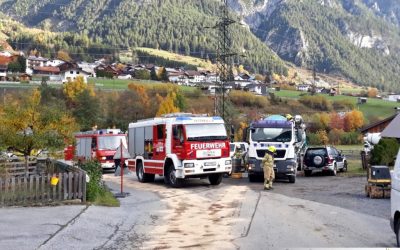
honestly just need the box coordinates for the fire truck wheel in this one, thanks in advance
[396,220,400,247]
[166,165,183,188]
[136,161,155,183]
[136,161,145,182]
[248,174,257,182]
[208,173,223,185]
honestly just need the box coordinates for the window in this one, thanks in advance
[70,71,73,74]
[98,136,127,150]
[185,124,227,141]
[251,128,292,142]
[173,125,184,142]
[157,125,165,140]
[77,71,80,74]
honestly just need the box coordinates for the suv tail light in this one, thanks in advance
[327,157,334,164]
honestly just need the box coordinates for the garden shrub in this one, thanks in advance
[80,161,104,201]
[332,99,355,110]
[299,95,332,111]
[370,138,400,166]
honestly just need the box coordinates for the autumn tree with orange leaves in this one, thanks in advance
[344,109,364,132]
[0,89,78,157]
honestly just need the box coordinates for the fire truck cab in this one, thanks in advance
[73,129,127,170]
[127,113,232,187]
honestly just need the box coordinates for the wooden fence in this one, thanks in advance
[341,150,362,160]
[1,161,37,177]
[0,172,86,206]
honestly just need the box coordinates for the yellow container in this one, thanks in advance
[51,176,59,186]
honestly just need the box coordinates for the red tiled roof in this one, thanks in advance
[33,66,60,73]
[0,55,13,65]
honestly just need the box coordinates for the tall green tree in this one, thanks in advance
[72,89,100,131]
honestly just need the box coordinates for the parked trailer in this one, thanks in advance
[127,113,232,187]
[64,129,127,171]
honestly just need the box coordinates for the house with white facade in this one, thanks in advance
[384,94,400,102]
[45,59,65,67]
[233,73,255,88]
[168,72,187,85]
[32,66,62,82]
[26,56,49,74]
[297,84,311,92]
[245,83,267,95]
[185,70,205,84]
[61,67,91,83]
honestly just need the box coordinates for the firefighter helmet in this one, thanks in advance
[285,114,293,120]
[267,146,277,154]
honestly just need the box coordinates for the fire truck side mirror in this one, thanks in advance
[243,127,249,142]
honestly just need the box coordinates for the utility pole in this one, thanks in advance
[214,0,236,120]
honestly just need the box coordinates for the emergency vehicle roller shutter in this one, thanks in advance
[134,127,145,155]
[128,127,135,157]
[84,138,92,159]
[145,126,153,140]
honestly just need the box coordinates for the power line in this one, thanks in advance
[213,0,237,120]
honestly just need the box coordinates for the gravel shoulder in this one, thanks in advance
[224,174,391,219]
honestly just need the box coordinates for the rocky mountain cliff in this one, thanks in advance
[230,0,400,91]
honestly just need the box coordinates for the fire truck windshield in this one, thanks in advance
[98,136,127,150]
[186,124,227,141]
[251,128,292,142]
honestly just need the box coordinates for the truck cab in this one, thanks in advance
[391,149,400,247]
[69,129,127,171]
[246,115,306,183]
[127,114,232,187]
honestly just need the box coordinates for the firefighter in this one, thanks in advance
[234,148,242,159]
[262,146,276,190]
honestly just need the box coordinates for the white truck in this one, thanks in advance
[126,113,232,188]
[246,114,306,183]
[391,149,400,247]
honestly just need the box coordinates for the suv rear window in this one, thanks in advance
[306,148,327,157]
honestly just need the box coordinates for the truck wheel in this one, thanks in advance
[365,184,370,197]
[342,161,348,172]
[248,174,256,182]
[166,165,183,188]
[288,175,296,183]
[396,220,400,247]
[136,162,155,183]
[331,164,337,176]
[209,173,223,185]
[304,170,312,177]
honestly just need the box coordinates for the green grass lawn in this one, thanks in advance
[274,90,398,121]
[335,145,363,151]
[340,159,366,177]
[88,78,160,90]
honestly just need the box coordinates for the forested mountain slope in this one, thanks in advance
[0,0,287,75]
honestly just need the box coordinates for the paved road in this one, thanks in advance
[0,172,396,249]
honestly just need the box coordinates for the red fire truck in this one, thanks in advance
[127,113,232,187]
[65,129,127,171]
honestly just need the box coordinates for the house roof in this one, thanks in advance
[381,114,400,138]
[359,113,397,134]
[33,66,60,73]
[28,56,49,61]
[0,55,13,65]
[185,70,201,76]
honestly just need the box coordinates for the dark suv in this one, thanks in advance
[303,146,347,176]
